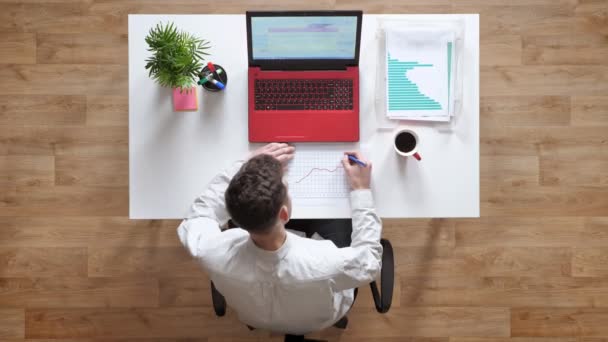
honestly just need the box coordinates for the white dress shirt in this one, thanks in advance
[177,161,383,335]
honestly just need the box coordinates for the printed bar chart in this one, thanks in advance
[387,54,442,111]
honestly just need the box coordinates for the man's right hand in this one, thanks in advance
[341,151,372,190]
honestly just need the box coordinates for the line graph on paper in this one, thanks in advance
[287,150,350,199]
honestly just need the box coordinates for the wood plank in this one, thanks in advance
[0,156,54,187]
[540,155,608,187]
[0,64,127,96]
[451,338,581,342]
[480,96,570,127]
[0,277,158,308]
[0,95,86,125]
[0,3,126,34]
[25,308,251,338]
[481,35,522,66]
[0,217,181,248]
[454,5,572,35]
[0,309,24,338]
[326,339,448,342]
[454,4,606,38]
[481,66,608,96]
[340,307,509,338]
[574,0,608,15]
[0,126,128,156]
[454,217,608,247]
[481,126,608,157]
[401,276,608,307]
[381,219,455,248]
[0,185,128,216]
[523,34,608,65]
[573,2,608,35]
[571,96,608,126]
[207,338,282,342]
[482,184,608,216]
[36,33,127,64]
[87,0,336,16]
[55,156,128,186]
[585,216,608,234]
[395,247,571,277]
[0,338,209,342]
[0,247,86,277]
[88,247,201,277]
[335,0,451,12]
[0,339,209,342]
[482,183,608,216]
[481,156,539,188]
[454,0,576,5]
[86,95,128,126]
[159,277,212,307]
[0,33,35,64]
[512,308,608,337]
[573,248,608,277]
[0,0,97,2]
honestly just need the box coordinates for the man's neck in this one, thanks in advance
[251,225,287,251]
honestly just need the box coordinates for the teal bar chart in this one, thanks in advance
[387,54,442,111]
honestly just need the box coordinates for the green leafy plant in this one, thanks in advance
[145,22,210,90]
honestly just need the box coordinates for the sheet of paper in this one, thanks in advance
[385,27,455,119]
[287,149,350,199]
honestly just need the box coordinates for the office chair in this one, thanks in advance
[210,238,394,342]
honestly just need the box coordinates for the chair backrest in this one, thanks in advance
[210,238,395,339]
[370,238,394,313]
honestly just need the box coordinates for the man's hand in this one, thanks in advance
[249,143,295,168]
[341,151,372,190]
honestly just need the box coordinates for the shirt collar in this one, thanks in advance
[247,231,293,262]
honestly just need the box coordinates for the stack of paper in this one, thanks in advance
[385,27,456,122]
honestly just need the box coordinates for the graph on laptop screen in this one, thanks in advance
[251,16,357,59]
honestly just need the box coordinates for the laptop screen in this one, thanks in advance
[251,16,358,60]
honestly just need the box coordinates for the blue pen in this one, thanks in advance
[208,77,225,90]
[348,155,367,167]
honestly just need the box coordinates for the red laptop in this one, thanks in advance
[246,11,363,142]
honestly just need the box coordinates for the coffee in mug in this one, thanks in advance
[394,129,421,161]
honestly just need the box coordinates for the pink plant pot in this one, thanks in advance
[172,87,198,112]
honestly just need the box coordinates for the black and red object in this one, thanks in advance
[245,10,363,142]
[199,63,228,92]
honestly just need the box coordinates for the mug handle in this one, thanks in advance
[413,152,421,161]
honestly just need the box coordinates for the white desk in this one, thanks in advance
[129,14,479,219]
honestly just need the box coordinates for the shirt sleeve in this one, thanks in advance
[177,160,245,258]
[332,189,383,291]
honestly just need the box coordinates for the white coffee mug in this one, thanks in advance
[393,129,421,161]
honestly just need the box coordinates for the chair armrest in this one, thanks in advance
[370,238,394,313]
[211,281,227,317]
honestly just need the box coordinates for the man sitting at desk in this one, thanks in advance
[177,143,382,335]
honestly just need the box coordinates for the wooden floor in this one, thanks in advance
[0,0,607,340]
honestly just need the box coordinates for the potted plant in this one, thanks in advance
[144,22,210,111]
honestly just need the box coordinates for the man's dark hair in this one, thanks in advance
[225,154,287,234]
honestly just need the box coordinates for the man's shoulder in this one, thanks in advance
[198,228,250,259]
[282,234,346,280]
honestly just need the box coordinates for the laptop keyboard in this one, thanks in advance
[254,79,353,111]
